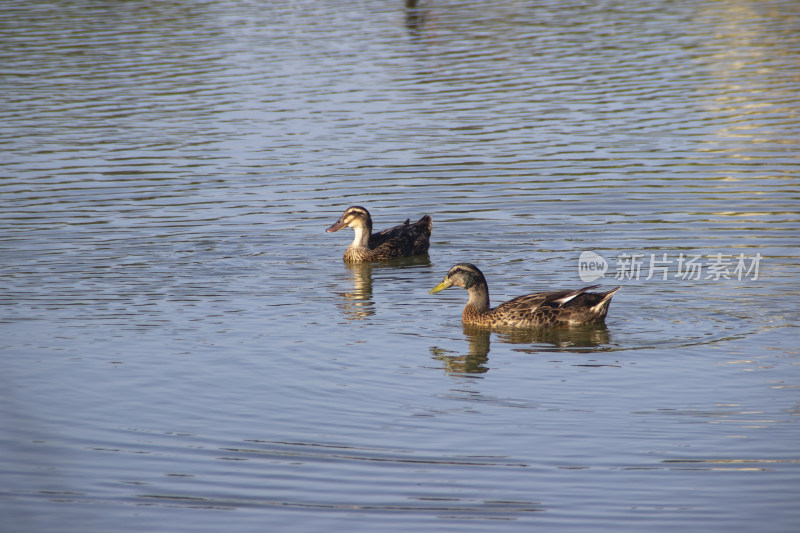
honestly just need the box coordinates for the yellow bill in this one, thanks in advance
[428,279,453,294]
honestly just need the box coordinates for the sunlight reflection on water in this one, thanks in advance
[1,0,799,531]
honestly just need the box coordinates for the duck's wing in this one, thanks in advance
[368,218,410,249]
[495,285,600,313]
[489,285,616,327]
[368,214,432,253]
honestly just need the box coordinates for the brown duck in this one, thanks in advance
[326,205,433,262]
[429,263,620,328]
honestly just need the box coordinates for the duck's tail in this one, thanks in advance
[589,286,621,316]
[417,214,433,231]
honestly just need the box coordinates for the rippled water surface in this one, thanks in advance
[2,0,799,531]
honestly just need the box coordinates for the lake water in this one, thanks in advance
[1,0,799,531]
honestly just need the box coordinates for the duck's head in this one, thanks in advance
[429,263,487,293]
[326,206,372,233]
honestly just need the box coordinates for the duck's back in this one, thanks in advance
[484,287,619,327]
[368,214,432,258]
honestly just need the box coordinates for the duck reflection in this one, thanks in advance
[336,262,375,320]
[336,255,432,321]
[405,0,426,34]
[433,323,613,375]
[493,323,611,348]
[431,326,491,374]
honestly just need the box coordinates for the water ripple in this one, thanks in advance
[2,1,799,531]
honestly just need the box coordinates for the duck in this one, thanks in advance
[429,263,620,328]
[326,205,433,262]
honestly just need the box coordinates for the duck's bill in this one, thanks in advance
[326,219,347,233]
[428,279,452,294]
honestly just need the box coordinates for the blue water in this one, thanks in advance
[1,0,799,531]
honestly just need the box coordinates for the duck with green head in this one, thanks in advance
[326,206,432,262]
[429,263,620,328]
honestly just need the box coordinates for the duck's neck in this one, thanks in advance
[465,283,491,314]
[349,222,372,250]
